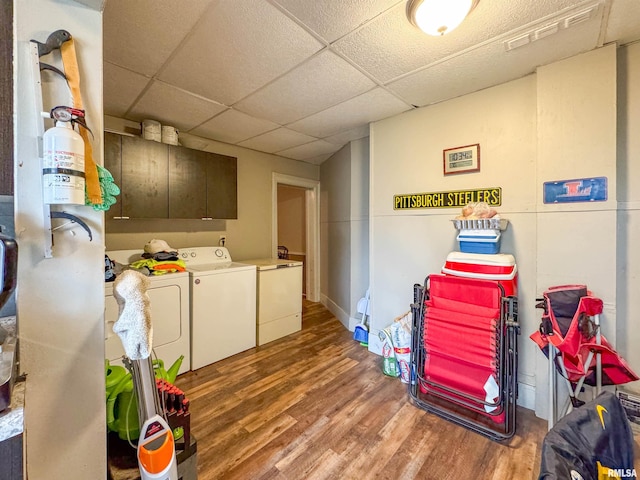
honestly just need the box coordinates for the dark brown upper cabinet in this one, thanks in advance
[105,132,237,220]
[121,135,169,219]
[168,145,208,219]
[205,152,237,220]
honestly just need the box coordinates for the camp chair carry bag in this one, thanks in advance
[531,285,639,428]
[538,391,635,480]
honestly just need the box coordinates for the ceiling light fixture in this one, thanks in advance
[406,0,480,36]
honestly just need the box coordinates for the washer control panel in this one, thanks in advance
[178,246,231,266]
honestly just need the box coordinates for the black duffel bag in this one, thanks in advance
[539,391,636,480]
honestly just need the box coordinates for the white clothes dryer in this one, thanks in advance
[105,250,191,375]
[179,246,257,370]
[242,258,303,346]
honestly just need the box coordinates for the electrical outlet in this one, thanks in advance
[219,235,226,246]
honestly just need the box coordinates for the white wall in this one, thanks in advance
[616,41,640,384]
[349,138,370,325]
[369,44,629,417]
[320,144,351,325]
[370,74,537,343]
[320,138,370,329]
[534,45,618,417]
[104,116,319,261]
[15,0,106,478]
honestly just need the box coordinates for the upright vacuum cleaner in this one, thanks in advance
[113,270,178,480]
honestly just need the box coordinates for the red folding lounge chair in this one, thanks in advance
[530,285,639,429]
[409,273,519,441]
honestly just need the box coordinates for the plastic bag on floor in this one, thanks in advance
[379,329,399,377]
[389,311,412,383]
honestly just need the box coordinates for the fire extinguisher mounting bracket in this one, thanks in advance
[50,211,93,241]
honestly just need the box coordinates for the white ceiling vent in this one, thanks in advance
[504,3,600,51]
[564,8,596,28]
[534,23,559,41]
[506,34,531,51]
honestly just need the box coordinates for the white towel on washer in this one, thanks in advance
[112,270,153,360]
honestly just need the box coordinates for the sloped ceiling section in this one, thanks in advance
[103,0,640,165]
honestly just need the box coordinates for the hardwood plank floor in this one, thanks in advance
[174,301,636,480]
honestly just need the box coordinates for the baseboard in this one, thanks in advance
[517,382,536,410]
[320,294,350,330]
[348,316,360,331]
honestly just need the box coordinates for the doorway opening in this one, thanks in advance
[272,173,320,302]
[277,184,307,297]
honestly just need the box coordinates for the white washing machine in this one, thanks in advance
[243,258,303,346]
[180,246,257,370]
[104,250,191,375]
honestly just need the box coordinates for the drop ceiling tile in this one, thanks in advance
[190,109,280,144]
[334,0,587,83]
[387,13,603,108]
[287,87,412,138]
[324,124,370,145]
[234,50,376,124]
[103,0,215,76]
[100,0,638,163]
[271,0,402,43]
[158,0,324,106]
[604,0,640,45]
[128,80,228,132]
[237,128,317,153]
[276,139,341,160]
[103,62,151,118]
[303,154,333,165]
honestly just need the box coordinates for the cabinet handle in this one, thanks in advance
[201,217,214,221]
[112,216,130,220]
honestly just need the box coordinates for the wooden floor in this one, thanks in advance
[173,301,627,480]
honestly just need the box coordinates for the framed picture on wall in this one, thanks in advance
[443,144,480,175]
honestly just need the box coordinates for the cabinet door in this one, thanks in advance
[103,132,122,217]
[168,145,207,219]
[121,136,169,218]
[206,153,237,219]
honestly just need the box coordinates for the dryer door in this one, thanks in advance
[105,281,187,371]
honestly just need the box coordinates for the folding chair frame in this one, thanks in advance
[536,291,603,430]
[409,275,520,441]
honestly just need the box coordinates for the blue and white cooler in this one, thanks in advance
[456,228,501,254]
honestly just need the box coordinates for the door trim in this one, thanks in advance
[272,173,320,302]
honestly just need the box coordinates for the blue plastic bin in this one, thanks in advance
[457,231,501,254]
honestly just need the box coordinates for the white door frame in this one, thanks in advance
[272,173,320,302]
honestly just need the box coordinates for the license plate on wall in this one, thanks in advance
[543,176,608,204]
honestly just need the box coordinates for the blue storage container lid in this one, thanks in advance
[456,232,501,243]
